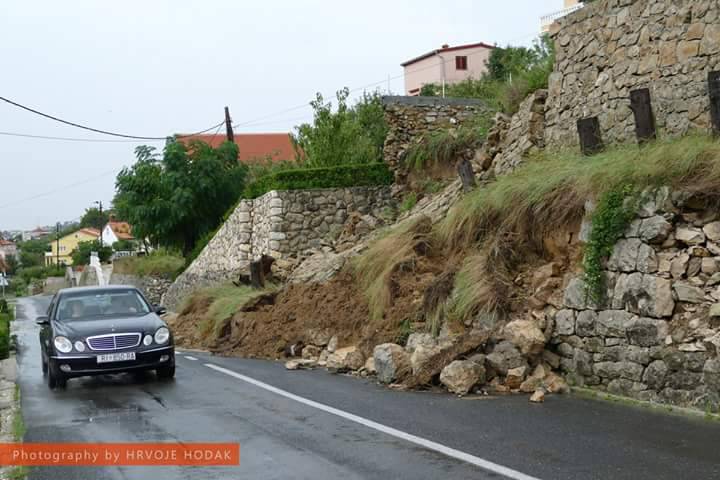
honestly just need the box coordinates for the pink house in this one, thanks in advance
[401,42,495,96]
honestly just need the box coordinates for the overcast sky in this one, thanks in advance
[0,0,558,230]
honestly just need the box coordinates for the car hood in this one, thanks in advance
[53,314,167,340]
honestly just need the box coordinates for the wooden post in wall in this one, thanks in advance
[576,117,604,156]
[708,71,720,135]
[456,159,476,191]
[629,88,656,143]
[225,106,235,143]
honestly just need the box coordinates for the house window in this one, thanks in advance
[455,56,468,70]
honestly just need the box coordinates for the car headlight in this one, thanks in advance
[74,341,86,352]
[54,336,72,353]
[143,335,153,346]
[154,327,170,345]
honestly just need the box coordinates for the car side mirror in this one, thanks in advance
[154,305,167,315]
[36,316,50,325]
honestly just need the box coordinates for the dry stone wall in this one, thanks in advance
[382,96,488,178]
[109,273,172,305]
[162,186,393,311]
[553,188,720,411]
[545,0,720,147]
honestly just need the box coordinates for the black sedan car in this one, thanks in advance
[37,285,175,389]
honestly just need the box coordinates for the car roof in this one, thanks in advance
[57,285,140,295]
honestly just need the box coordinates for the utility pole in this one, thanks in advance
[56,222,60,267]
[95,200,103,247]
[224,106,234,143]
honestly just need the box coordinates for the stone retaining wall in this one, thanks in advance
[109,273,172,305]
[552,188,720,411]
[545,0,720,148]
[382,96,488,178]
[162,186,394,311]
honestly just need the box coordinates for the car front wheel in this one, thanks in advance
[156,365,175,380]
[47,361,67,390]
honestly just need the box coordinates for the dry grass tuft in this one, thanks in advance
[354,215,434,320]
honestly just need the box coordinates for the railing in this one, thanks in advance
[112,250,136,260]
[540,3,584,31]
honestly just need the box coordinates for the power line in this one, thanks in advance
[0,131,166,143]
[0,95,224,140]
[0,169,119,210]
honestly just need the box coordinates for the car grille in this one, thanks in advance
[86,333,141,351]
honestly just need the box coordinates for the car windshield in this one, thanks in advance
[56,289,151,321]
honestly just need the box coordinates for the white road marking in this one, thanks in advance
[204,363,541,480]
[184,356,198,361]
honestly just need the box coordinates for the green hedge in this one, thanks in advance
[242,162,394,199]
[0,313,9,360]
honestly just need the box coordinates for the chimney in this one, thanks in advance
[441,44,449,49]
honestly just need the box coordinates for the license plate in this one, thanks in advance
[97,352,136,364]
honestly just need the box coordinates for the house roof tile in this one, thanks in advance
[177,132,296,164]
[401,41,495,67]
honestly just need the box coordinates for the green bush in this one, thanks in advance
[0,313,10,360]
[243,163,393,199]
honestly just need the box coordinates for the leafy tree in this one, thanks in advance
[17,239,50,268]
[112,239,136,251]
[292,88,387,167]
[114,140,247,255]
[80,207,110,231]
[4,255,18,275]
[71,240,113,266]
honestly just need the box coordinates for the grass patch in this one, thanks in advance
[181,283,277,341]
[436,135,720,318]
[113,252,185,279]
[0,313,10,360]
[439,135,720,251]
[399,192,417,213]
[354,216,433,320]
[404,121,488,172]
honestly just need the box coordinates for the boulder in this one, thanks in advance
[675,227,706,245]
[612,273,674,318]
[305,328,332,347]
[670,253,689,279]
[673,282,706,304]
[505,366,527,389]
[440,360,485,395]
[405,333,437,353]
[543,371,569,393]
[363,356,377,375]
[327,336,338,353]
[529,389,546,403]
[576,310,598,336]
[608,238,642,272]
[326,346,364,371]
[285,359,316,370]
[373,343,410,384]
[639,216,673,243]
[625,317,668,347]
[554,309,575,336]
[302,345,322,360]
[486,341,527,375]
[703,221,720,242]
[596,310,633,337]
[410,345,441,375]
[503,319,546,355]
[642,360,668,390]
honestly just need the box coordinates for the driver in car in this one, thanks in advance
[67,300,85,319]
[107,295,138,315]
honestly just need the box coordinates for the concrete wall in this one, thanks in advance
[162,186,394,311]
[545,0,720,147]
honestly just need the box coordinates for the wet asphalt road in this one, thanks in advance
[12,295,720,480]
